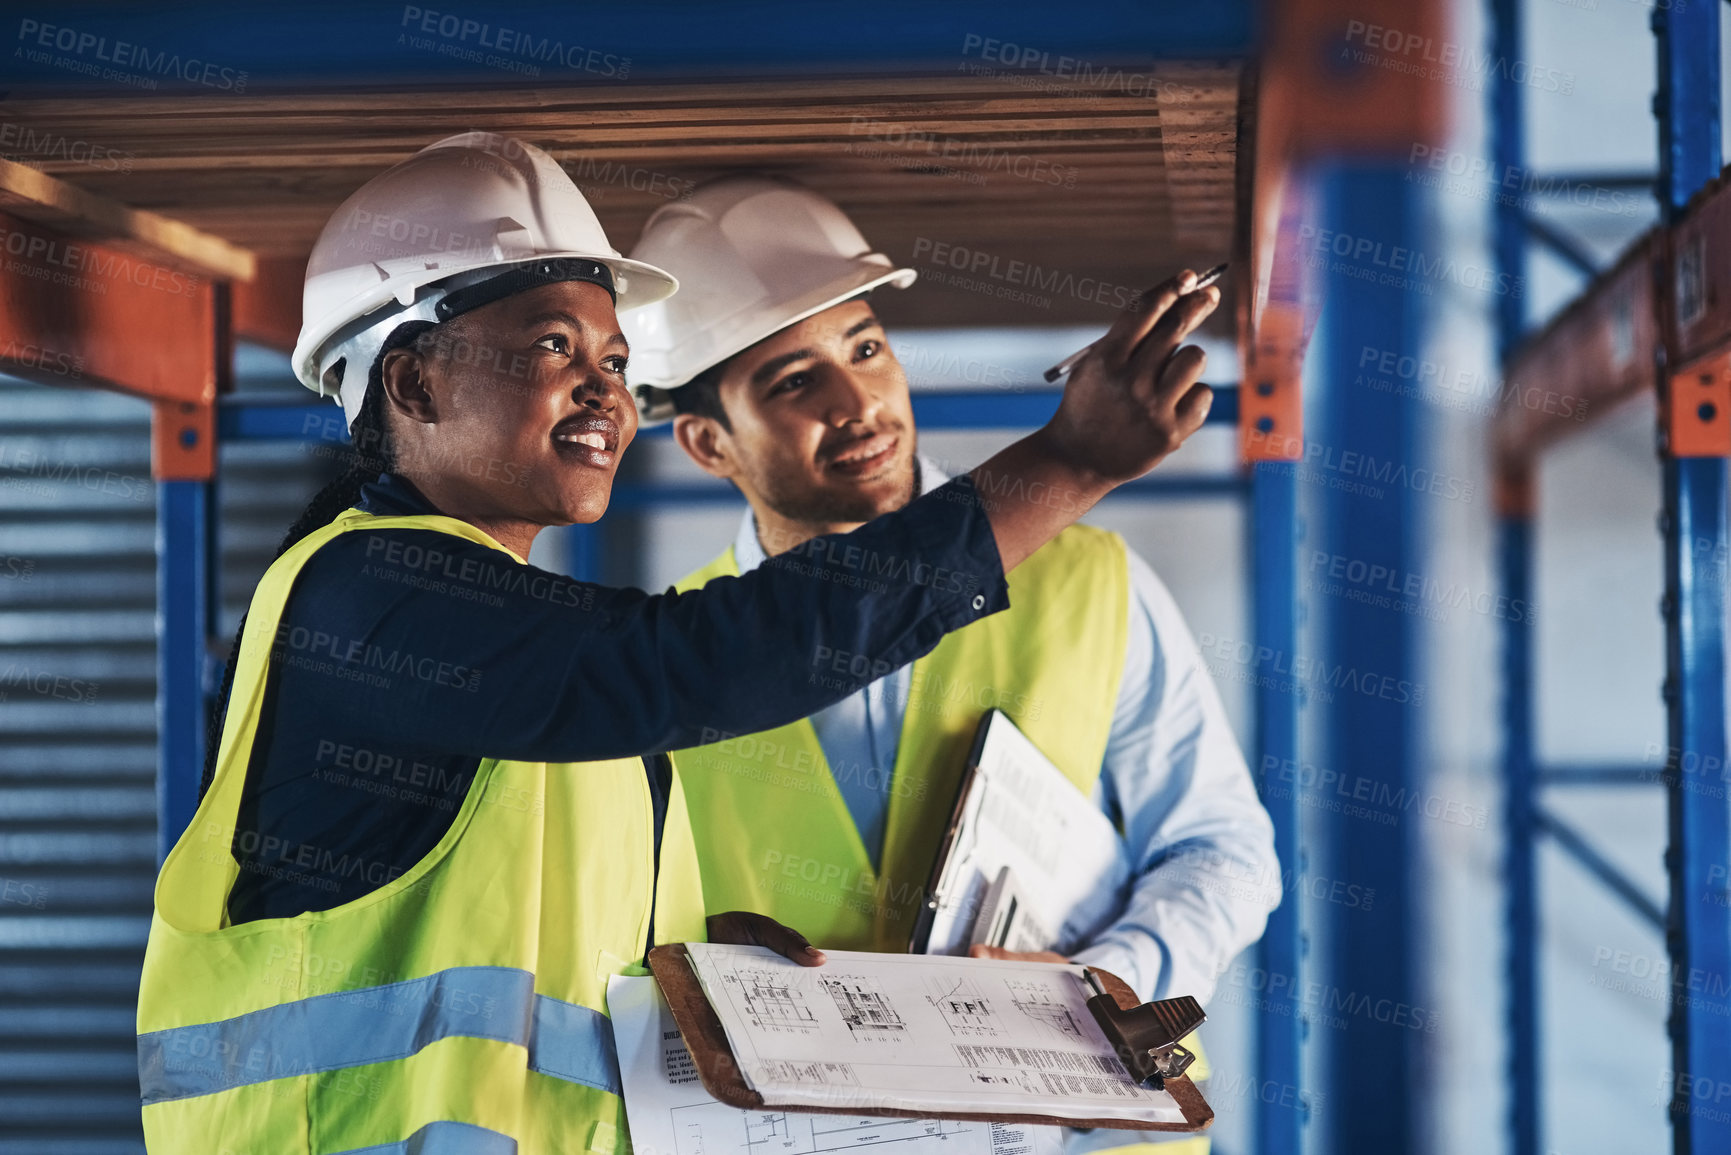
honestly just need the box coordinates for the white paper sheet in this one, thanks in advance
[607,974,1065,1155]
[678,944,1185,1126]
[922,712,1128,957]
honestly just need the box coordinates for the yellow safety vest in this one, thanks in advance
[670,524,1129,952]
[671,524,1211,1151]
[137,508,708,1155]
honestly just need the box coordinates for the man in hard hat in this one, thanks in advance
[625,177,1279,1151]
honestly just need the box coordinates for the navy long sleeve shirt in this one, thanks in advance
[226,471,1008,924]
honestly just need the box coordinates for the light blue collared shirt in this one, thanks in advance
[731,456,1279,1006]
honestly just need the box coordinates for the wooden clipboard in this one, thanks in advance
[646,943,1213,1133]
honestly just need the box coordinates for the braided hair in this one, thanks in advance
[196,320,435,800]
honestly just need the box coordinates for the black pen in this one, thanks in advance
[1042,262,1229,384]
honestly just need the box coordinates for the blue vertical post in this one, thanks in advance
[1498,509,1537,1155]
[1656,4,1731,1153]
[1316,164,1424,1152]
[1488,0,1538,1151]
[156,478,214,861]
[1251,458,1303,1155]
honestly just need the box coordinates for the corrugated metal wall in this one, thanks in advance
[0,352,331,1152]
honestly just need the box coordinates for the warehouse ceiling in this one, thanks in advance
[0,65,1241,331]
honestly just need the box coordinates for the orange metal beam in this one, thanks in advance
[232,253,306,353]
[1495,166,1731,495]
[1494,231,1662,510]
[1237,0,1450,463]
[1665,168,1731,459]
[0,208,219,478]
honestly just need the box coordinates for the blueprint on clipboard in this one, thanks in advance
[607,974,1064,1155]
[918,710,1129,956]
[677,944,1185,1125]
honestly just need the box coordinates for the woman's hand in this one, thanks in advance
[706,911,827,966]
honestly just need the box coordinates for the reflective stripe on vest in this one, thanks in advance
[138,965,621,1104]
[329,1120,518,1155]
[137,507,708,1154]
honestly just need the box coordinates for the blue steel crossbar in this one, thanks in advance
[217,385,1242,443]
[1531,806,1665,932]
[1534,765,1658,787]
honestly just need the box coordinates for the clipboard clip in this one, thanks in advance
[1083,970,1206,1090]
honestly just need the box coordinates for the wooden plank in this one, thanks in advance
[0,67,1241,329]
[0,156,253,280]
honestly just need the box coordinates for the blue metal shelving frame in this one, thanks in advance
[1494,0,1731,1152]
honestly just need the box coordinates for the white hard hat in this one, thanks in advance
[292,131,678,429]
[621,176,916,422]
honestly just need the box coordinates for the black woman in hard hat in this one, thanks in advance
[135,133,1221,1155]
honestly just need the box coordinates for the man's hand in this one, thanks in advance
[968,944,1070,965]
[1042,269,1220,486]
[706,911,826,966]
[968,269,1221,572]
